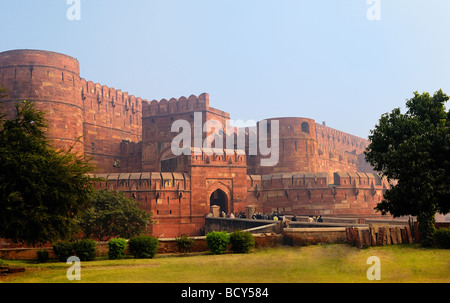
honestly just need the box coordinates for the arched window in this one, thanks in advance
[301,122,310,134]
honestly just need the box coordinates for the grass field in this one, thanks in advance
[1,244,449,283]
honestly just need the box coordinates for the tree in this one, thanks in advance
[365,90,450,247]
[0,100,95,246]
[78,189,152,241]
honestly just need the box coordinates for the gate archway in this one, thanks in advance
[210,189,228,214]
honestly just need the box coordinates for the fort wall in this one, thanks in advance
[246,171,387,218]
[141,93,230,171]
[0,49,387,239]
[0,49,84,153]
[80,78,143,172]
[0,49,144,173]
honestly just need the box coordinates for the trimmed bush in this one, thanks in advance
[53,241,74,262]
[128,235,159,259]
[73,239,97,261]
[37,249,50,263]
[175,234,195,254]
[206,231,230,255]
[434,228,450,249]
[230,231,255,254]
[108,238,128,259]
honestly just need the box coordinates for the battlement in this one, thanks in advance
[80,78,146,115]
[317,143,358,164]
[315,122,369,154]
[189,147,246,166]
[91,171,190,191]
[247,171,385,190]
[142,93,210,116]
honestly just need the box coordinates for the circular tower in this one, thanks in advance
[255,117,318,175]
[0,49,84,153]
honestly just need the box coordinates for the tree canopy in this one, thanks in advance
[0,100,95,246]
[365,89,450,246]
[78,189,152,241]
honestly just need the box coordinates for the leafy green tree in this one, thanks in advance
[0,100,95,246]
[365,90,450,246]
[78,189,152,241]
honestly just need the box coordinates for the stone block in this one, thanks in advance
[390,227,397,244]
[376,228,383,246]
[386,227,391,245]
[405,225,413,244]
[370,227,377,246]
[401,228,407,243]
[382,227,387,245]
[396,227,402,244]
[362,230,370,247]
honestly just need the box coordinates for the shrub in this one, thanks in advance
[230,231,255,254]
[128,235,159,259]
[108,238,128,260]
[37,249,50,263]
[175,234,195,254]
[53,241,74,262]
[73,239,97,261]
[0,258,5,266]
[434,228,450,249]
[206,231,230,255]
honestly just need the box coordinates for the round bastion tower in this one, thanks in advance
[255,117,318,175]
[0,49,84,154]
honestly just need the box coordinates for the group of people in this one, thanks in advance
[251,211,285,222]
[307,215,323,223]
[220,211,247,219]
[217,211,324,223]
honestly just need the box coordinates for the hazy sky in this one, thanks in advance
[2,0,450,138]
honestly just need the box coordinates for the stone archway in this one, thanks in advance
[207,181,232,215]
[210,189,228,215]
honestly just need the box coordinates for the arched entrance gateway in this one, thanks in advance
[210,189,228,215]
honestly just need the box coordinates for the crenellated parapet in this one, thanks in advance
[142,93,210,117]
[189,147,246,166]
[91,171,191,193]
[247,171,384,191]
[80,78,145,118]
[79,78,144,172]
[246,171,388,217]
[315,122,369,154]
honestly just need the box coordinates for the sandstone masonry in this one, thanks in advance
[0,49,390,238]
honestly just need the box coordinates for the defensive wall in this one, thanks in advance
[0,49,143,173]
[0,49,390,239]
[87,168,388,237]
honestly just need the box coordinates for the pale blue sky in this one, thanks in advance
[2,0,450,138]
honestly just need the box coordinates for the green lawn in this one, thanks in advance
[1,244,449,283]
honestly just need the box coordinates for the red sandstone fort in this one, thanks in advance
[0,49,390,238]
